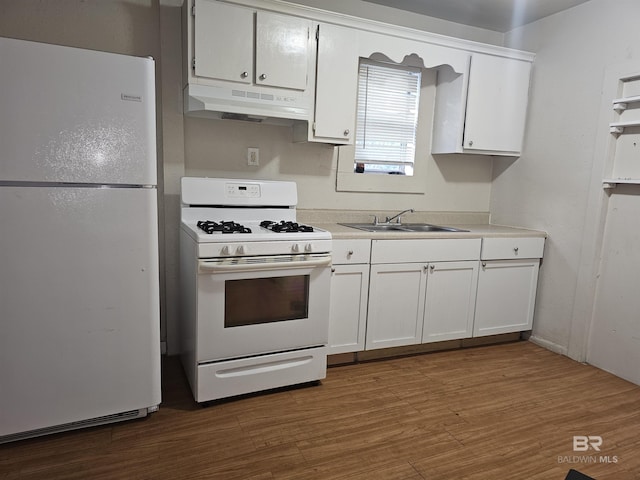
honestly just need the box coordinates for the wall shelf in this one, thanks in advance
[602,178,640,189]
[609,121,640,134]
[612,95,640,111]
[610,95,640,133]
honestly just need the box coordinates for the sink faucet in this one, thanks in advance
[384,208,414,224]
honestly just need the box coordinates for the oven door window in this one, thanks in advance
[225,274,310,327]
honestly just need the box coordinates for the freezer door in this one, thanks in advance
[0,37,156,185]
[0,186,161,437]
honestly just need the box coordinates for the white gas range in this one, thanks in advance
[179,177,332,402]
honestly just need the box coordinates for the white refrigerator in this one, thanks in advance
[0,37,161,442]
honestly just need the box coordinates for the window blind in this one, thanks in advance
[355,60,421,173]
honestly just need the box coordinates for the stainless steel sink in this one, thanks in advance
[343,224,414,232]
[340,223,469,233]
[401,224,469,233]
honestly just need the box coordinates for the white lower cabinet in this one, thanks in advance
[423,260,479,343]
[366,262,426,350]
[365,239,482,350]
[328,235,545,354]
[328,240,370,354]
[473,237,545,337]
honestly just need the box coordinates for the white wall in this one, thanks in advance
[285,0,504,45]
[492,0,640,358]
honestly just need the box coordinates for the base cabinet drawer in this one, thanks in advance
[371,238,481,264]
[481,237,544,260]
[332,239,371,264]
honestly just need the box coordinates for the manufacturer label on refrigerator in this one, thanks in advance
[121,93,142,102]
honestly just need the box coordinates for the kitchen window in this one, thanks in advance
[354,60,421,176]
[336,56,434,194]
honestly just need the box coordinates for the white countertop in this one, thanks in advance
[312,222,548,240]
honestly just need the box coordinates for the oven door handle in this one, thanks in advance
[198,256,332,274]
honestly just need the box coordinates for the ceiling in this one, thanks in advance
[362,0,591,32]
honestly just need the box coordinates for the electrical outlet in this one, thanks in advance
[247,148,259,166]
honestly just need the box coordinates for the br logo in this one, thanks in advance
[573,435,602,452]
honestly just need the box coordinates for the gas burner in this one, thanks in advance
[260,220,314,233]
[197,220,251,234]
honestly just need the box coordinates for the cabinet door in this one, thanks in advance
[366,263,426,350]
[474,259,540,337]
[255,11,311,91]
[194,0,253,84]
[329,264,369,354]
[423,261,478,343]
[463,54,531,153]
[313,23,359,143]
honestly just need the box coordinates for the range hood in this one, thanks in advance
[184,83,313,125]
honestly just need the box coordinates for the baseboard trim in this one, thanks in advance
[328,333,523,365]
[529,335,568,356]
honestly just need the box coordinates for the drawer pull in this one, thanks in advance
[514,247,519,254]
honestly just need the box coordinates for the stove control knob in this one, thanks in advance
[221,246,230,255]
[304,243,313,252]
[292,244,300,253]
[236,245,246,255]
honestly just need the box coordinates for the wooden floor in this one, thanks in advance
[2,341,640,479]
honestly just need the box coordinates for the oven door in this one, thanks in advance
[196,254,331,362]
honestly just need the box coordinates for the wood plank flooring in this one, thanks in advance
[2,341,640,479]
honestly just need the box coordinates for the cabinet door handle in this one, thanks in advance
[347,250,354,256]
[331,267,336,273]
[468,140,474,147]
[240,71,248,79]
[430,264,435,271]
[514,247,519,254]
[482,262,487,268]
[259,73,267,80]
[343,129,350,136]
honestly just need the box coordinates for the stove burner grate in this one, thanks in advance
[197,220,251,234]
[260,220,314,233]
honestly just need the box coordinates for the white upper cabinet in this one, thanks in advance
[194,1,311,90]
[307,23,359,144]
[464,54,532,153]
[432,52,533,156]
[255,11,311,91]
[186,0,534,147]
[194,0,253,84]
